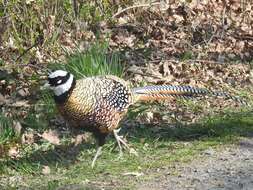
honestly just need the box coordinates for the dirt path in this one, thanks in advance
[137,138,253,190]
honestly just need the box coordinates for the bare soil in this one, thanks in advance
[137,138,253,190]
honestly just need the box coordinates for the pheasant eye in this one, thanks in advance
[57,79,62,84]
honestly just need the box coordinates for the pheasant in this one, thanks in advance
[44,70,244,167]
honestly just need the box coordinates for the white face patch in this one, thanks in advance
[52,74,74,96]
[49,70,68,79]
[57,80,62,84]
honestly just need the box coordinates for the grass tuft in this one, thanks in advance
[0,114,16,144]
[50,41,124,78]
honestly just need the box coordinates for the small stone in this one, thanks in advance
[203,148,215,156]
[166,171,171,175]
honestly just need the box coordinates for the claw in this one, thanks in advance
[113,128,138,156]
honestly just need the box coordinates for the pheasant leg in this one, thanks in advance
[91,146,102,168]
[113,128,138,156]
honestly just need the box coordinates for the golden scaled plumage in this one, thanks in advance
[57,75,133,134]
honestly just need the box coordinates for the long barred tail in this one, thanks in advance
[131,85,247,105]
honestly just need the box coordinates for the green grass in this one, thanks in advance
[0,108,252,189]
[49,41,124,78]
[0,114,17,144]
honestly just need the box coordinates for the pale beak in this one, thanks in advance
[41,81,51,90]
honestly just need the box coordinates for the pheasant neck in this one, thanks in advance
[54,79,76,104]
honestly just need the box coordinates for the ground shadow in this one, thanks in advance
[1,110,253,172]
[0,140,96,173]
[124,110,253,143]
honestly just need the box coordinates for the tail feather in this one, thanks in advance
[131,85,246,104]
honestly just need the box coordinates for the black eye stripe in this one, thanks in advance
[48,73,70,86]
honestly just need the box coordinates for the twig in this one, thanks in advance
[134,58,229,66]
[166,58,228,65]
[15,39,43,62]
[188,59,224,64]
[129,70,163,79]
[112,2,161,18]
[220,6,227,39]
[6,63,51,75]
[72,0,78,18]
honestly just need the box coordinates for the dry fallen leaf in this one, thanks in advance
[11,100,30,108]
[6,37,17,50]
[41,130,60,145]
[72,134,89,146]
[0,93,6,106]
[17,88,30,97]
[8,145,20,158]
[21,132,35,144]
[42,165,51,175]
